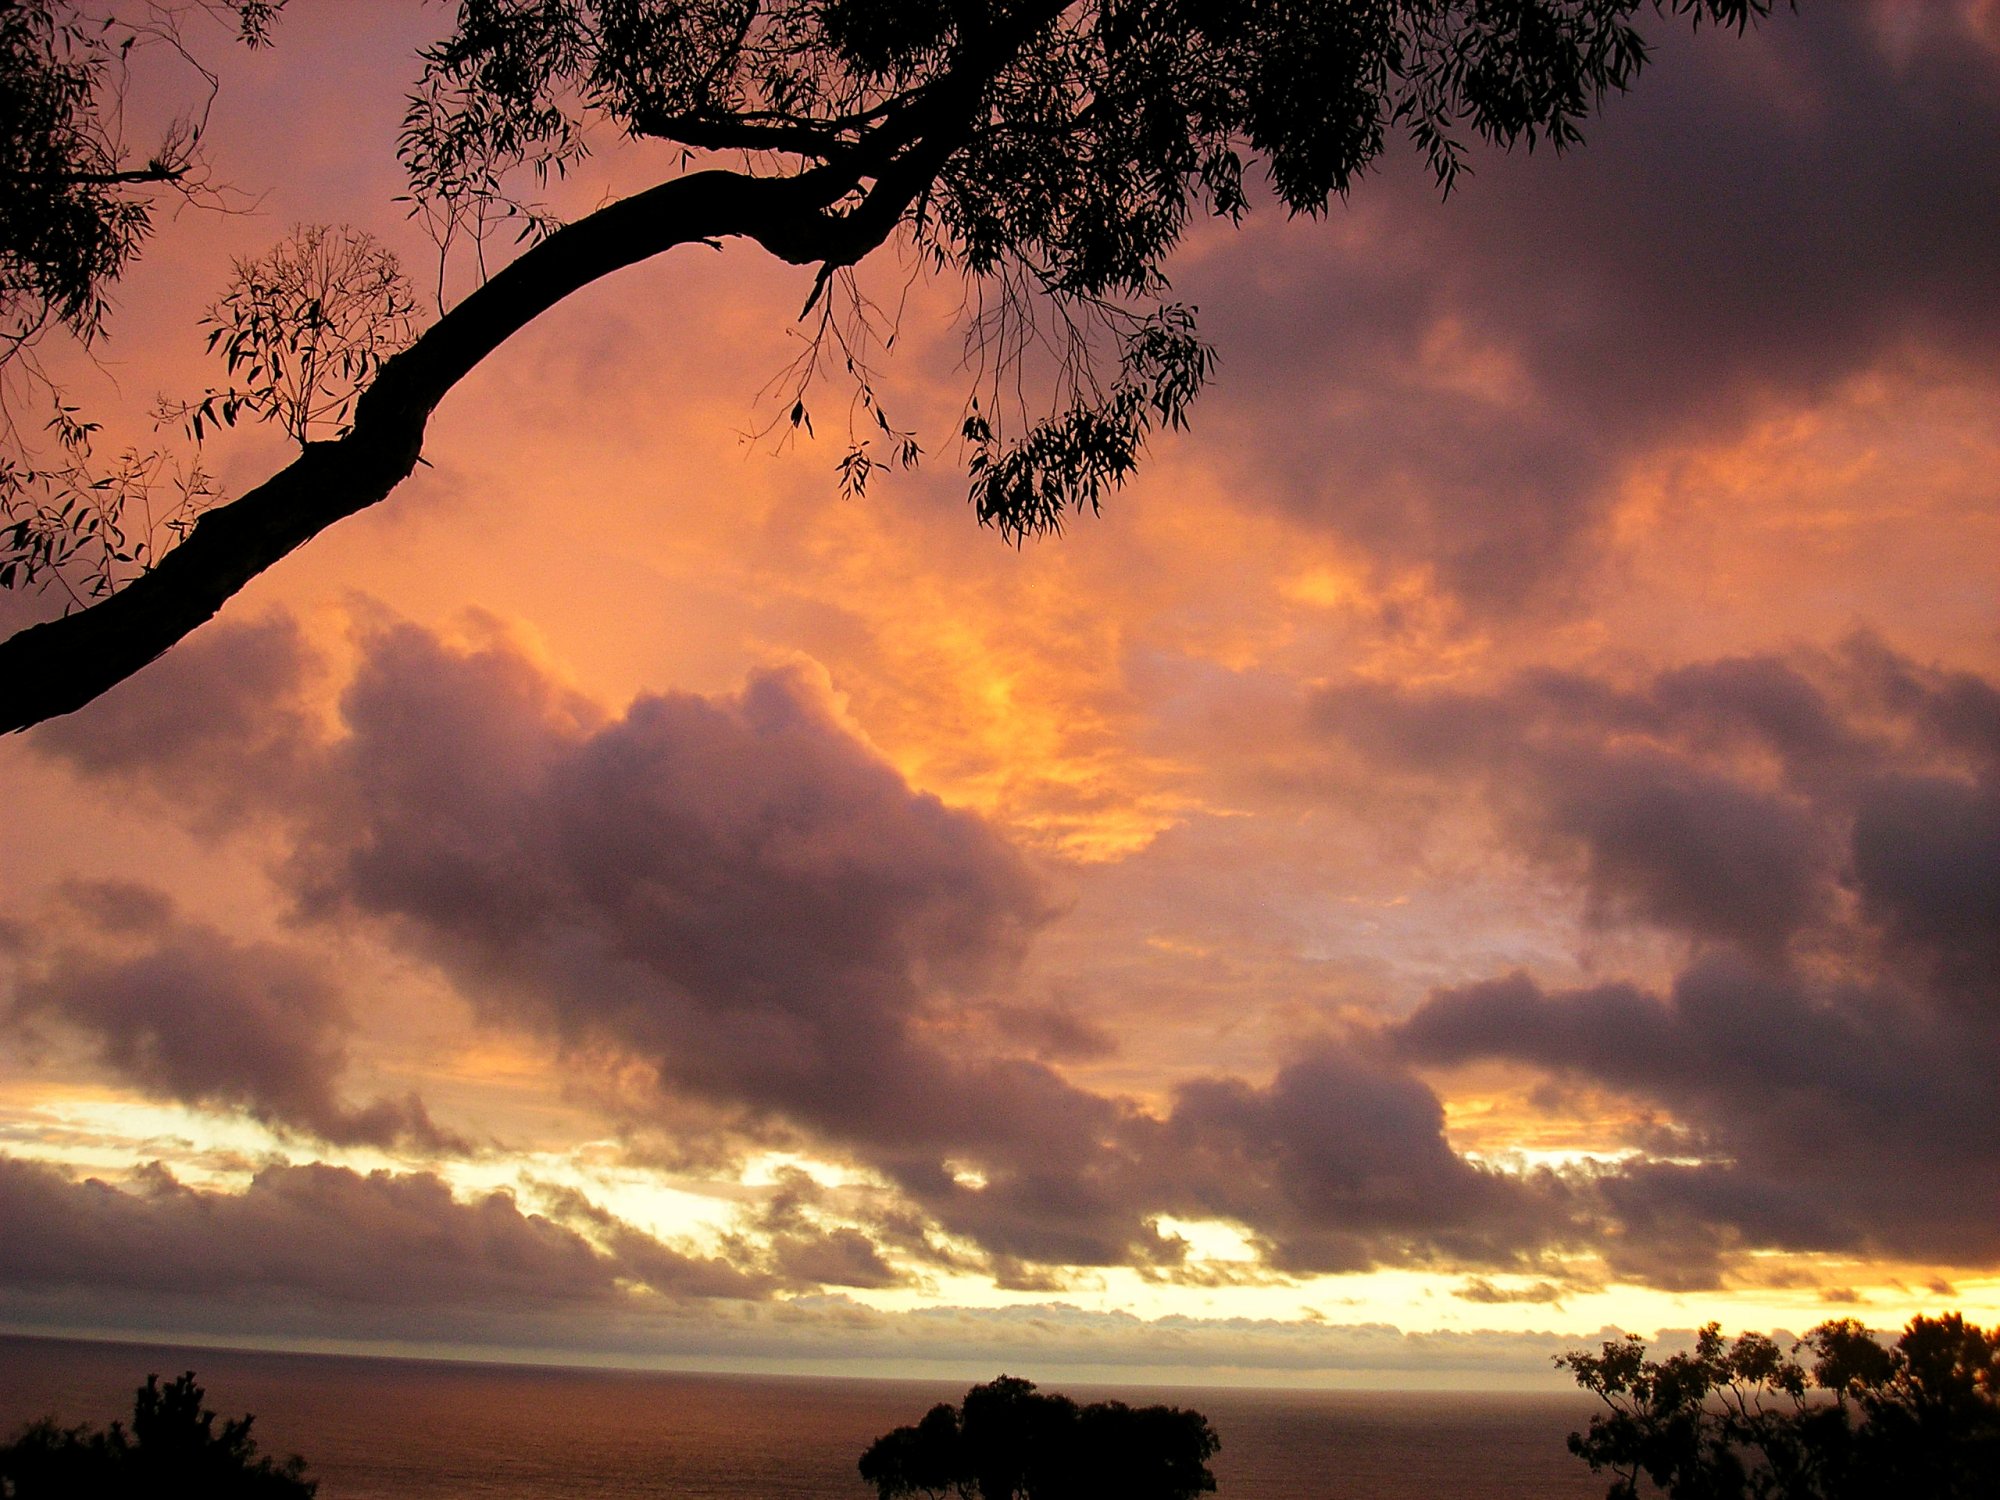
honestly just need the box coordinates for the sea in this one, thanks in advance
[0,1334,1607,1499]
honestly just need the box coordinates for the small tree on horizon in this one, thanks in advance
[0,1370,316,1499]
[860,1401,974,1500]
[860,1374,1219,1500]
[1559,1312,2000,1500]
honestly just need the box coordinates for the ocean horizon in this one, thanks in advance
[0,1332,1607,1498]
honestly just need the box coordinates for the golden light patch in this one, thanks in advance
[1598,359,2000,666]
[1153,1215,1260,1264]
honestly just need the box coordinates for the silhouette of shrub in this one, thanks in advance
[1560,1312,1999,1499]
[0,1370,314,1499]
[861,1374,1217,1500]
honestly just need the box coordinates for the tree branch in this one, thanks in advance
[0,163,886,734]
[0,163,189,187]
[0,2,1072,734]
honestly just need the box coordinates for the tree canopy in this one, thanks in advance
[1560,1313,2000,1500]
[0,1370,316,1499]
[859,1375,1219,1500]
[0,0,1778,733]
[2,1,280,355]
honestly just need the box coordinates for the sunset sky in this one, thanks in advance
[2,1,1997,1388]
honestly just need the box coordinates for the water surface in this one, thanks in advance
[0,1334,1605,1499]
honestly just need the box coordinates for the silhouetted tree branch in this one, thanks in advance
[2,1,1783,733]
[1,2,285,604]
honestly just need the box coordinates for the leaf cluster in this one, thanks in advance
[173,223,422,449]
[0,2,157,354]
[0,2,286,357]
[1,2,284,603]
[1559,1313,2000,1500]
[0,1371,315,1500]
[860,1374,1220,1500]
[962,300,1211,539]
[0,401,217,599]
[396,2,1779,538]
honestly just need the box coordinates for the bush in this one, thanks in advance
[1560,1312,1999,1499]
[861,1374,1219,1500]
[0,1370,314,1499]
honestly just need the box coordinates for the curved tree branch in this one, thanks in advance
[0,0,1065,735]
[0,160,917,734]
[0,163,189,187]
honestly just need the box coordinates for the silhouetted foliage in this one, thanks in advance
[1559,1313,2000,1499]
[860,1374,1219,1500]
[1,1,281,600]
[0,1370,315,1499]
[1,2,1784,730]
[1,1,281,355]
[171,223,422,449]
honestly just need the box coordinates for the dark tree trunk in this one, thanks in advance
[0,166,874,734]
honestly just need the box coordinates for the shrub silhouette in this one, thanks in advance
[1560,1313,2000,1499]
[0,1370,314,1499]
[861,1374,1218,1500]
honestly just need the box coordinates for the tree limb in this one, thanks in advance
[0,163,188,187]
[0,162,898,734]
[0,0,1066,734]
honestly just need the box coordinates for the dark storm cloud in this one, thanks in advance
[1646,656,1869,785]
[295,622,1078,1169]
[1312,638,1998,964]
[766,1225,904,1289]
[981,999,1119,1063]
[710,1163,926,1290]
[1398,954,2000,1269]
[46,613,1996,1286]
[27,613,321,822]
[1326,639,2000,1273]
[314,620,1042,1015]
[1455,1276,1575,1307]
[848,1057,1161,1268]
[28,613,1582,1276]
[1849,772,2000,998]
[1832,639,2000,993]
[1186,2,2000,602]
[873,1038,1582,1278]
[3,881,458,1151]
[1313,681,1834,953]
[1534,745,1827,950]
[1157,1046,1577,1274]
[0,1156,767,1307]
[288,624,1570,1275]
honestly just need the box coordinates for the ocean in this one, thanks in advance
[0,1334,1607,1499]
